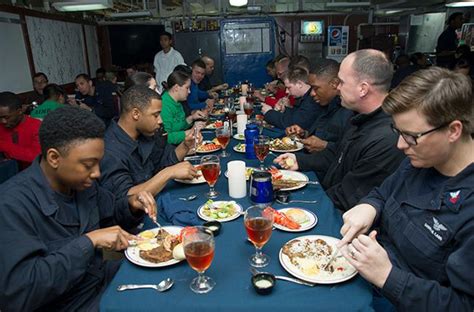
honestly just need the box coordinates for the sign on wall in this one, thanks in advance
[327,26,349,62]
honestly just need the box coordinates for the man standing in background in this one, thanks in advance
[153,31,185,94]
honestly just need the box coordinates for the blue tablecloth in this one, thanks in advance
[100,128,373,312]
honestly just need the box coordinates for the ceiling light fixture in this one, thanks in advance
[446,0,474,7]
[52,0,113,11]
[109,10,152,18]
[229,0,248,7]
[325,1,371,8]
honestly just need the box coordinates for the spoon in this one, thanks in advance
[117,278,174,292]
[250,268,315,287]
[178,194,198,201]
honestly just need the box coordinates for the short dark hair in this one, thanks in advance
[351,49,393,92]
[174,64,192,75]
[126,64,137,70]
[0,92,22,111]
[39,106,105,156]
[309,59,340,80]
[284,66,309,83]
[120,85,161,114]
[96,67,106,75]
[160,31,172,40]
[191,59,206,69]
[167,70,191,88]
[448,12,463,24]
[75,73,91,81]
[33,72,48,81]
[43,84,67,100]
[124,72,154,91]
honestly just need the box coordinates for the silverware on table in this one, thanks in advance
[250,268,315,287]
[276,198,318,205]
[178,194,198,201]
[117,278,174,292]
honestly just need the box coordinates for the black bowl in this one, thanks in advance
[251,273,275,295]
[203,221,222,236]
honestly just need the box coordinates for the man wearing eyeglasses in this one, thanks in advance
[275,49,405,211]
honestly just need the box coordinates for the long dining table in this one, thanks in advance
[99,124,374,312]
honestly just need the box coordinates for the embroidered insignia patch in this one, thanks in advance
[423,216,449,243]
[449,190,460,204]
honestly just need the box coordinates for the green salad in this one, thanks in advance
[202,200,237,219]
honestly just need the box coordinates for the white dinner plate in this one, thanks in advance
[233,133,245,141]
[196,140,221,154]
[197,201,243,222]
[273,208,318,232]
[270,142,304,153]
[233,143,245,153]
[125,226,183,268]
[279,235,357,284]
[275,170,309,191]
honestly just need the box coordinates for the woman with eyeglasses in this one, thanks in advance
[337,67,474,311]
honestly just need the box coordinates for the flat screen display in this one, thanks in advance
[301,21,324,35]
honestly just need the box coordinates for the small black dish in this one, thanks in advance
[275,190,290,203]
[203,221,222,236]
[251,273,275,295]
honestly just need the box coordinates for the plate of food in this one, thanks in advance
[210,108,225,116]
[197,200,243,222]
[279,235,357,284]
[269,168,309,191]
[233,133,245,141]
[125,226,185,268]
[233,143,245,153]
[175,165,206,184]
[196,141,221,153]
[224,167,257,180]
[269,137,303,153]
[204,120,224,130]
[271,208,318,232]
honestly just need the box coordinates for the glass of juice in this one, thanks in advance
[244,205,274,267]
[200,155,220,198]
[183,226,215,294]
[215,125,231,158]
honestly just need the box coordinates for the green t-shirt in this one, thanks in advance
[161,92,191,144]
[30,100,62,120]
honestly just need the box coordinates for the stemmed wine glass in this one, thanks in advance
[244,205,274,267]
[200,155,220,198]
[244,102,254,118]
[183,226,216,294]
[253,135,270,170]
[215,125,231,158]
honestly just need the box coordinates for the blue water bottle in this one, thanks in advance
[245,123,258,159]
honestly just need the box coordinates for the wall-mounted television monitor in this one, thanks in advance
[301,21,324,36]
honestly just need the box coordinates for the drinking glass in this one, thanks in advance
[215,126,231,158]
[244,102,254,117]
[253,135,270,170]
[183,226,216,294]
[244,205,274,267]
[201,155,220,198]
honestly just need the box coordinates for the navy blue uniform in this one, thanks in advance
[99,121,179,197]
[297,107,405,211]
[0,158,143,311]
[362,158,474,311]
[306,96,352,150]
[264,89,320,130]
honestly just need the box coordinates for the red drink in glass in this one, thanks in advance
[254,144,269,162]
[184,241,215,272]
[201,163,220,186]
[245,218,273,248]
[217,135,230,148]
[244,107,253,116]
[228,111,237,123]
